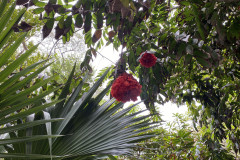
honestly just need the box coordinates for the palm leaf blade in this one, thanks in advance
[0,44,39,82]
[0,119,63,134]
[0,33,27,68]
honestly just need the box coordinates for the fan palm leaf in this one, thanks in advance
[15,67,156,159]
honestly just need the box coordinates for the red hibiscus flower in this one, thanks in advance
[111,73,142,103]
[139,52,157,68]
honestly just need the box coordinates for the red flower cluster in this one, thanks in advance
[111,73,142,103]
[139,52,157,68]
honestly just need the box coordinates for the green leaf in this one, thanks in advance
[53,69,109,136]
[108,155,118,160]
[185,54,192,65]
[0,0,8,18]
[33,7,45,14]
[128,50,136,72]
[0,77,54,109]
[0,9,26,45]
[58,16,64,29]
[0,100,62,126]
[96,12,103,29]
[196,57,211,68]
[75,13,83,28]
[64,15,72,28]
[50,0,57,4]
[0,63,52,100]
[0,33,27,68]
[32,0,46,7]
[0,86,61,119]
[0,2,16,34]
[84,12,92,33]
[0,44,39,82]
[0,60,47,94]
[46,18,55,28]
[0,135,62,145]
[191,4,205,40]
[0,119,63,134]
[0,30,13,50]
[58,0,63,5]
[0,153,61,159]
[84,29,92,46]
[52,63,76,118]
[43,18,54,39]
[52,75,88,135]
[193,49,209,59]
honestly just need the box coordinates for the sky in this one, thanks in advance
[93,44,188,123]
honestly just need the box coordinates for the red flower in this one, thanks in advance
[111,73,142,103]
[139,52,157,68]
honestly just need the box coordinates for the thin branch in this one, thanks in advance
[167,6,179,12]
[95,50,116,65]
[22,40,28,51]
[47,39,60,59]
[168,0,170,8]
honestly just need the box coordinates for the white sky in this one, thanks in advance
[93,44,188,123]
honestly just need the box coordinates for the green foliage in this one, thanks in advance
[1,65,156,159]
[0,1,62,158]
[0,3,156,158]
[118,0,240,157]
[48,52,91,95]
[9,0,240,158]
[122,113,234,160]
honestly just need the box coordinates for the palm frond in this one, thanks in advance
[0,1,65,158]
[48,69,156,159]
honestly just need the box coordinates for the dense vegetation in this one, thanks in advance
[0,0,240,159]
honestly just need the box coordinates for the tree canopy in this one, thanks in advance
[2,0,240,159]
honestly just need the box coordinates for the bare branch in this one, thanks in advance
[96,50,116,65]
[22,40,28,51]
